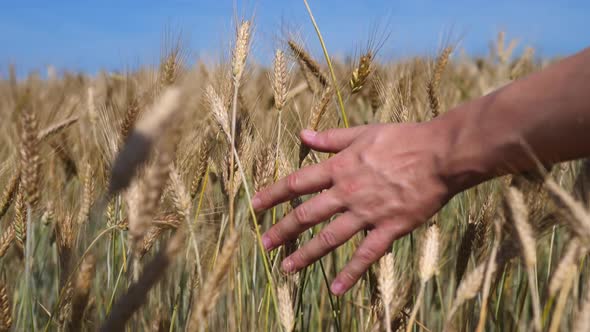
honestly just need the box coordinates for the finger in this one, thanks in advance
[252,162,332,211]
[301,126,368,153]
[330,227,397,295]
[262,190,344,250]
[281,212,363,273]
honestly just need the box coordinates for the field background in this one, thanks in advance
[1,2,590,332]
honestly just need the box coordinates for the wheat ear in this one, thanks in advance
[278,282,295,332]
[350,51,373,94]
[288,39,329,88]
[406,224,440,332]
[427,46,452,118]
[378,253,395,332]
[0,281,11,332]
[108,87,181,196]
[0,171,20,220]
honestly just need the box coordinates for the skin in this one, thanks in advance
[252,47,590,295]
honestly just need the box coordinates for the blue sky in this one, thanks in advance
[1,0,588,76]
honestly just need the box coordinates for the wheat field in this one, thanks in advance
[0,10,589,332]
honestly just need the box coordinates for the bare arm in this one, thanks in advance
[442,47,590,189]
[252,47,590,295]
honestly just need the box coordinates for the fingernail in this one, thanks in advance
[262,234,272,250]
[331,280,345,295]
[282,257,294,273]
[301,129,317,140]
[251,195,262,210]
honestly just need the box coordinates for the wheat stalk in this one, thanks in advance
[505,186,541,330]
[68,254,96,331]
[475,216,503,332]
[573,274,590,332]
[100,230,185,332]
[189,229,240,332]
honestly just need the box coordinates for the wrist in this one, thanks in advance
[432,92,520,194]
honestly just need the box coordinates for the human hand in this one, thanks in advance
[252,121,462,295]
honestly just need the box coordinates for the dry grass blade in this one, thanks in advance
[100,230,185,332]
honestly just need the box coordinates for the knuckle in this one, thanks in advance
[293,205,308,225]
[267,227,284,244]
[340,270,357,285]
[358,150,373,166]
[286,173,299,193]
[340,180,360,196]
[355,246,379,265]
[256,190,270,206]
[318,229,338,249]
[294,249,309,267]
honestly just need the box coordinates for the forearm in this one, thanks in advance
[439,47,590,191]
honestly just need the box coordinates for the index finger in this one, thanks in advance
[252,161,332,211]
